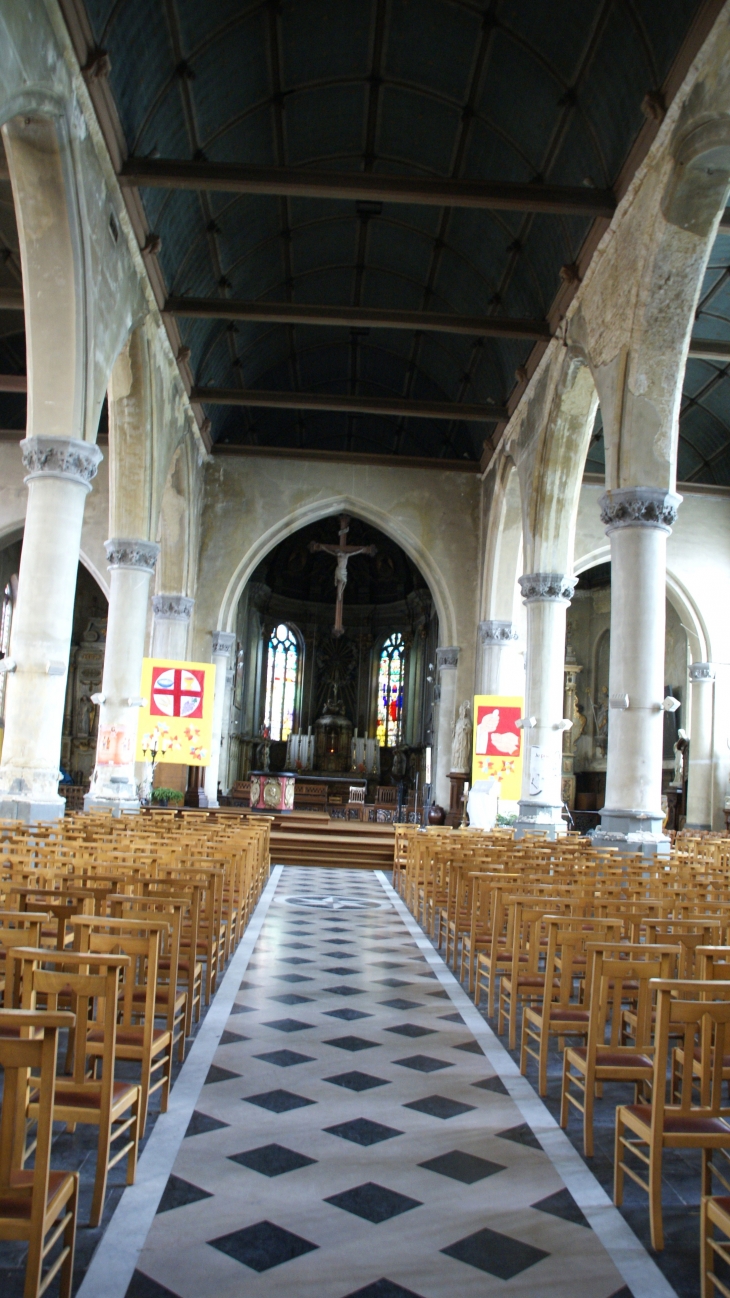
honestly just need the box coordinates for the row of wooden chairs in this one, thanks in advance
[0,810,271,1296]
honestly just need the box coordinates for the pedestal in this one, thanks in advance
[447,772,468,827]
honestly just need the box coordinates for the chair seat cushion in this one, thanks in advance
[0,1170,73,1219]
[89,1025,168,1047]
[53,1080,138,1111]
[548,1007,590,1022]
[625,1104,730,1135]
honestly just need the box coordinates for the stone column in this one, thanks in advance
[0,437,103,821]
[515,573,575,839]
[85,539,160,812]
[204,631,236,806]
[595,488,681,853]
[434,646,459,809]
[151,594,194,660]
[478,620,518,695]
[686,662,715,831]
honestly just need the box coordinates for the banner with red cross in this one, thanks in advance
[136,658,216,766]
[472,694,524,801]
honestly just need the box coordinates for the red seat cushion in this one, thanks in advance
[53,1080,138,1110]
[625,1104,730,1134]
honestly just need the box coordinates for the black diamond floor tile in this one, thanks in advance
[324,938,353,945]
[209,1220,318,1272]
[262,1018,315,1033]
[324,1008,373,1021]
[244,1089,316,1113]
[229,1003,255,1014]
[370,961,406,969]
[238,980,259,991]
[606,1288,633,1298]
[404,1095,476,1120]
[374,978,410,988]
[325,984,365,996]
[441,1226,549,1279]
[323,1035,380,1052]
[385,1023,435,1038]
[425,989,450,999]
[325,1071,390,1093]
[279,956,313,966]
[325,1182,422,1224]
[184,1110,230,1138]
[396,1055,453,1073]
[419,1149,506,1184]
[379,998,424,1011]
[229,1143,317,1177]
[439,1012,465,1023]
[276,973,314,983]
[532,1187,590,1228]
[341,1280,426,1298]
[324,1117,403,1146]
[218,1029,248,1046]
[454,1039,483,1055]
[496,1122,543,1150]
[280,942,313,950]
[269,993,314,1006]
[254,1049,315,1068]
[324,966,361,976]
[205,1065,241,1085]
[125,1269,181,1297]
[156,1174,213,1213]
[471,1076,509,1097]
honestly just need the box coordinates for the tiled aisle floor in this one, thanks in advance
[124,867,635,1298]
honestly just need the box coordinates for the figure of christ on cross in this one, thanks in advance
[309,514,377,637]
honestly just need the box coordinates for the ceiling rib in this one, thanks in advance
[119,158,615,216]
[190,386,507,422]
[164,296,551,340]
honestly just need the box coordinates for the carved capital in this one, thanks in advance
[152,594,194,622]
[436,646,459,671]
[212,630,236,657]
[689,661,715,683]
[519,572,576,604]
[600,487,682,533]
[21,436,103,492]
[105,537,160,573]
[479,619,518,646]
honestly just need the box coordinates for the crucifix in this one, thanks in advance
[309,514,377,637]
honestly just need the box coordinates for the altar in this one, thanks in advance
[246,771,367,816]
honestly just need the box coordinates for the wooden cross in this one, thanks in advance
[309,514,377,637]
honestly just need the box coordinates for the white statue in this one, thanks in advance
[672,729,689,787]
[451,699,473,774]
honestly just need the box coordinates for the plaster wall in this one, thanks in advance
[0,439,110,597]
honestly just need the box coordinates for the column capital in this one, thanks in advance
[518,572,575,604]
[21,436,103,492]
[212,630,236,656]
[600,486,682,533]
[689,661,715,683]
[436,646,459,671]
[105,537,160,573]
[152,594,194,622]
[479,619,518,646]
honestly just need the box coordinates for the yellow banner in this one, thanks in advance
[472,694,524,800]
[136,659,216,766]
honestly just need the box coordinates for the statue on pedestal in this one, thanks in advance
[451,700,473,775]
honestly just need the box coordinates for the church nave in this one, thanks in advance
[83,866,664,1298]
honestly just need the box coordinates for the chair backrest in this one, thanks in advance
[652,979,730,1119]
[586,943,679,1052]
[348,787,365,804]
[0,1009,74,1205]
[375,786,397,806]
[14,946,127,1099]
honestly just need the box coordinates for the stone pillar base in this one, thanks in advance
[0,795,65,823]
[84,793,140,815]
[515,800,566,840]
[595,806,670,856]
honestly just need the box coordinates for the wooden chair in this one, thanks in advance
[615,979,730,1250]
[560,943,678,1155]
[346,786,366,821]
[72,916,172,1134]
[0,1009,78,1298]
[16,947,141,1227]
[701,1193,730,1298]
[0,913,49,1012]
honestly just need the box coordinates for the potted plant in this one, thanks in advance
[151,787,184,808]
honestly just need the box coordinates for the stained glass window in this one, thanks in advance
[264,623,299,741]
[0,582,12,721]
[376,632,404,746]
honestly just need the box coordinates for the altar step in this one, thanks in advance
[269,812,395,871]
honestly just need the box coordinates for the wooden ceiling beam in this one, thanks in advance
[0,289,23,311]
[166,295,551,340]
[688,338,730,362]
[190,385,507,422]
[121,158,615,217]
